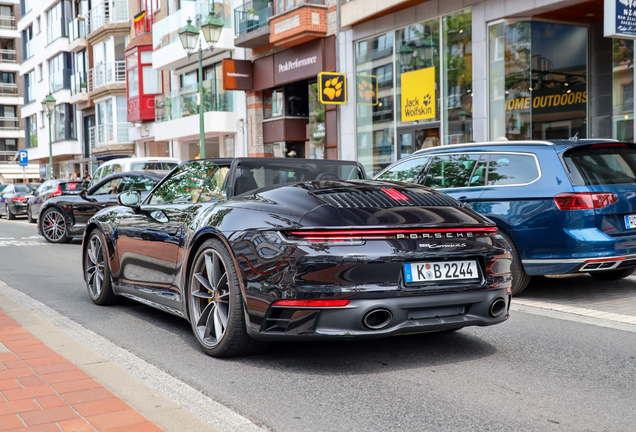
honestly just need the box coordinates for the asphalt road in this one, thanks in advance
[1,217,635,432]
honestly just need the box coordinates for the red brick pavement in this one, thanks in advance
[0,310,163,431]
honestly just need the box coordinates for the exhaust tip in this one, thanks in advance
[363,308,393,330]
[489,298,507,318]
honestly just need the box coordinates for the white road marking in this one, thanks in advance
[20,236,41,239]
[0,240,49,247]
[512,298,636,326]
[0,280,266,432]
[0,237,15,239]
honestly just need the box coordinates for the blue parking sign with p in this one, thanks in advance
[18,150,28,167]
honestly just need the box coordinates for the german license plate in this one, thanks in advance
[625,215,636,229]
[404,261,479,283]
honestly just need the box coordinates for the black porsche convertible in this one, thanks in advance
[82,158,512,357]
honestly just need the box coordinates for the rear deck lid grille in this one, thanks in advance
[315,189,460,208]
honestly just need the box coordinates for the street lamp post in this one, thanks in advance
[41,93,56,179]
[178,12,224,159]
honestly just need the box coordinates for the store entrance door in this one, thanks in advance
[398,126,440,159]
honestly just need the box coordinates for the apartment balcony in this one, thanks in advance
[70,72,89,105]
[234,0,271,49]
[340,0,423,28]
[133,10,153,36]
[0,117,23,139]
[0,48,17,72]
[88,61,126,99]
[68,16,88,53]
[269,0,327,48]
[154,79,237,141]
[87,0,131,42]
[89,122,135,157]
[0,83,22,105]
[152,0,235,71]
[0,15,18,39]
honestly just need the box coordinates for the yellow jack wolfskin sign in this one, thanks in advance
[401,67,436,121]
[319,72,346,104]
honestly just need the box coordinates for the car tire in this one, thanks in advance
[187,238,269,358]
[499,230,531,296]
[6,203,14,220]
[84,229,120,305]
[590,267,636,281]
[40,208,71,243]
[27,206,36,223]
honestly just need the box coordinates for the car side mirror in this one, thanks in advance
[79,189,87,200]
[118,190,141,210]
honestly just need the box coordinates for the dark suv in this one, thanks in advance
[375,140,636,294]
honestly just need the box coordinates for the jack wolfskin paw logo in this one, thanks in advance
[323,78,343,100]
[422,94,431,107]
[358,79,375,102]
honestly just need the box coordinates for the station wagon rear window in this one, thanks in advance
[563,145,636,186]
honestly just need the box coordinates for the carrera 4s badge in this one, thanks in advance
[396,232,475,239]
[419,243,467,249]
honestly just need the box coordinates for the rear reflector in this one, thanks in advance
[554,192,617,210]
[273,300,351,307]
[584,257,625,263]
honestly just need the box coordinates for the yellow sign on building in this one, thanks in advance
[401,67,436,121]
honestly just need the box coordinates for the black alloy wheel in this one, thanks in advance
[40,208,70,243]
[499,230,531,296]
[27,205,36,223]
[188,239,268,357]
[85,230,119,305]
[5,203,14,220]
[590,267,636,281]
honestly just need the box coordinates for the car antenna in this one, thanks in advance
[569,132,579,142]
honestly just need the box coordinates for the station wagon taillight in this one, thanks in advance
[554,192,618,210]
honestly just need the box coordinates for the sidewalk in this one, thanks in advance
[0,309,162,432]
[0,286,227,432]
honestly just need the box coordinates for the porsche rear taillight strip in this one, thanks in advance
[286,227,497,243]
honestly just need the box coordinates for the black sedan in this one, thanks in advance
[38,171,165,243]
[27,179,84,223]
[0,183,41,219]
[82,158,512,357]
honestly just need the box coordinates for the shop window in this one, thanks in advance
[264,88,284,118]
[489,21,587,141]
[308,81,325,159]
[443,10,472,145]
[613,39,634,142]
[284,81,308,117]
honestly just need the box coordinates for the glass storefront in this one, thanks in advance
[613,39,634,142]
[489,20,588,141]
[355,9,473,175]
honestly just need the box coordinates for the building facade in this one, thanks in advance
[0,0,31,183]
[338,0,634,175]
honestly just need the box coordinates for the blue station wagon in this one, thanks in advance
[375,140,636,295]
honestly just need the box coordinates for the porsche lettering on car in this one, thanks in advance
[82,158,512,357]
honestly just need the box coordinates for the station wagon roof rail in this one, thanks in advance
[413,139,623,155]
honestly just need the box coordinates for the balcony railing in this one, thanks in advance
[88,61,125,92]
[273,0,324,16]
[89,123,132,148]
[0,15,16,30]
[133,10,153,36]
[153,0,232,51]
[155,79,234,122]
[68,16,87,42]
[0,150,18,164]
[0,117,19,130]
[0,83,18,96]
[87,0,129,35]
[235,0,271,35]
[70,72,88,96]
[0,49,16,63]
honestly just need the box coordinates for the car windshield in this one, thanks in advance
[130,162,178,171]
[563,145,636,186]
[14,184,39,193]
[233,160,365,195]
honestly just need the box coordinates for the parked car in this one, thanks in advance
[38,171,165,243]
[375,139,636,295]
[90,157,180,186]
[27,179,84,223]
[81,157,512,358]
[0,183,41,220]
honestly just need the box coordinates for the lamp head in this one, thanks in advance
[201,12,224,46]
[41,93,56,114]
[178,18,199,54]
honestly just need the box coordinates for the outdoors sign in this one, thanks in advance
[222,59,254,91]
[356,75,378,106]
[18,150,28,167]
[401,67,436,121]
[605,0,636,38]
[318,72,346,104]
